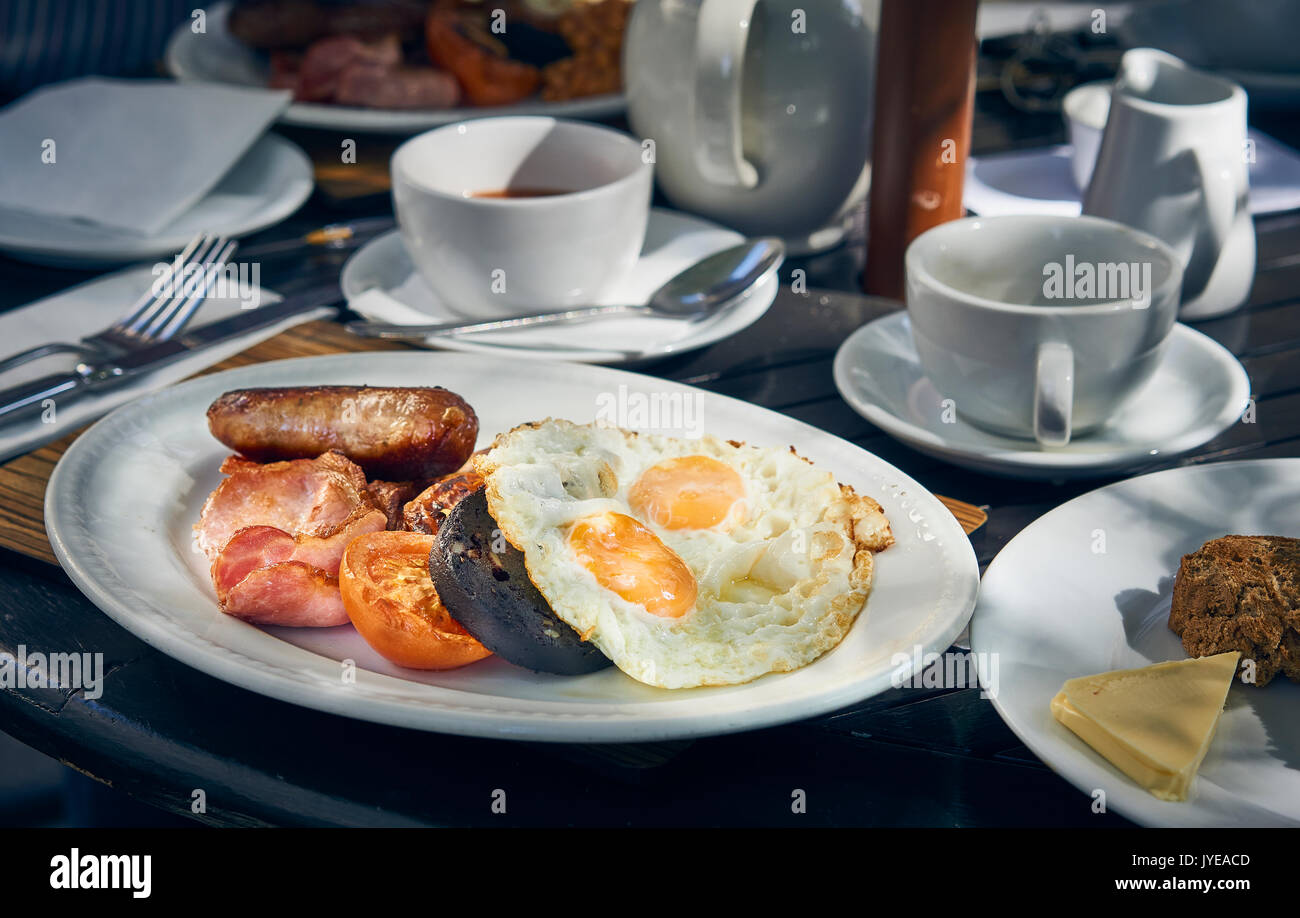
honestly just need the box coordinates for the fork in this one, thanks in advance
[0,232,238,377]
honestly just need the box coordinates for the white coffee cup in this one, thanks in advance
[1062,80,1110,192]
[905,215,1183,447]
[391,117,653,319]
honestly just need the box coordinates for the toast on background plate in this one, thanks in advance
[1169,535,1300,686]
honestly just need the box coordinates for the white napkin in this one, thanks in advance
[0,266,333,462]
[0,78,290,236]
[964,130,1300,218]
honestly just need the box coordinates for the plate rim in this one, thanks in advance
[46,350,980,743]
[165,2,627,134]
[832,311,1250,479]
[340,212,779,364]
[968,456,1300,827]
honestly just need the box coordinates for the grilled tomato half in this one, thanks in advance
[340,531,491,670]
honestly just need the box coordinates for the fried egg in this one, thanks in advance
[475,419,894,688]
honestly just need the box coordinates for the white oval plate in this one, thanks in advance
[970,459,1300,827]
[833,311,1250,480]
[0,133,312,268]
[342,211,778,364]
[166,3,626,135]
[46,352,979,742]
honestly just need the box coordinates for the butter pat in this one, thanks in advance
[1050,651,1239,801]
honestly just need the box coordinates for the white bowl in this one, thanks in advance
[391,117,653,319]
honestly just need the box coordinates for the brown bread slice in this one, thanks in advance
[1169,535,1300,686]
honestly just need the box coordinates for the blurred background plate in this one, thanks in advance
[165,2,626,134]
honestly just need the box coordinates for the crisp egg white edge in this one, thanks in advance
[476,421,886,688]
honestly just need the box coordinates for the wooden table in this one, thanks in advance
[1,103,1298,827]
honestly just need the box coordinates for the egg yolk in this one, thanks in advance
[567,512,697,618]
[628,455,748,531]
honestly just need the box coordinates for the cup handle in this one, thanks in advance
[693,0,760,189]
[1034,341,1074,447]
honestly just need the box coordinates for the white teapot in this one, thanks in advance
[624,0,879,249]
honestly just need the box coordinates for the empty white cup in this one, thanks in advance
[905,214,1183,447]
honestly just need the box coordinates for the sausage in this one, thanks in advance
[228,0,326,51]
[207,386,477,481]
[402,471,484,535]
[228,0,428,51]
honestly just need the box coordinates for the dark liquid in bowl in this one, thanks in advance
[471,188,574,199]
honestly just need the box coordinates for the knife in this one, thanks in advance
[0,282,342,425]
[238,217,396,261]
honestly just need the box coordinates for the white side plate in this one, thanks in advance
[0,133,312,267]
[971,459,1300,827]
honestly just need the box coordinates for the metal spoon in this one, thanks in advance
[344,238,785,340]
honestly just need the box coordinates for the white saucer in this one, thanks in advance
[964,130,1300,219]
[341,209,779,364]
[832,311,1250,480]
[0,133,313,268]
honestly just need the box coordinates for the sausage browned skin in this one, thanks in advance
[402,471,484,535]
[207,386,477,481]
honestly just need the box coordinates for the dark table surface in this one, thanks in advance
[2,86,1299,827]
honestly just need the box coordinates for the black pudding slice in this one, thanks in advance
[429,489,611,675]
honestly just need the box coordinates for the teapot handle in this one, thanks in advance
[693,0,760,189]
